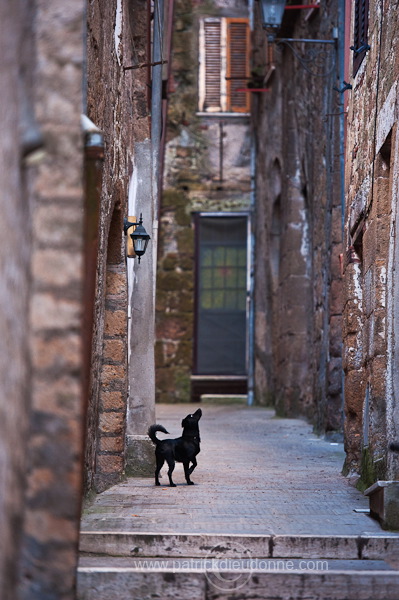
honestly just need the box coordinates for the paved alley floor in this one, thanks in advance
[81,403,392,537]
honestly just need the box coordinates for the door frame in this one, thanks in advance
[192,211,252,399]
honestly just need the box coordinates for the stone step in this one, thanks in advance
[79,530,399,561]
[77,556,399,600]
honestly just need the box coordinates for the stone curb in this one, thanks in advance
[77,568,399,600]
[79,531,399,560]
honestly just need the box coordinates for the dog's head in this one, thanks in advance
[181,408,202,429]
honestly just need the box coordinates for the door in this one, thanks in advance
[194,214,248,376]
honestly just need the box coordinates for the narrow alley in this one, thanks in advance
[3,1,399,600]
[78,403,399,599]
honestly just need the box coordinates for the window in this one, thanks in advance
[352,0,369,75]
[199,17,250,114]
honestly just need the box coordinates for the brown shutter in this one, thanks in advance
[353,0,369,75]
[226,19,250,113]
[204,20,221,110]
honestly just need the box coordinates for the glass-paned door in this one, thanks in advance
[195,215,248,375]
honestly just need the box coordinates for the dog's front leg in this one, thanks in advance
[183,461,195,485]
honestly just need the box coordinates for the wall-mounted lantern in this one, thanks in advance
[123,214,151,263]
[260,0,286,33]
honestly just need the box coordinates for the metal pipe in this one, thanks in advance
[151,0,164,297]
[338,0,346,234]
[275,38,336,44]
[247,120,256,407]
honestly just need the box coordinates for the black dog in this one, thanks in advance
[148,408,202,487]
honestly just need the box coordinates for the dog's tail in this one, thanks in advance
[148,424,169,444]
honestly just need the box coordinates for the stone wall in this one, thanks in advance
[252,6,343,429]
[85,0,151,491]
[343,0,399,483]
[0,1,33,596]
[157,0,252,403]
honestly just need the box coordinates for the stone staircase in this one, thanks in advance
[77,531,399,599]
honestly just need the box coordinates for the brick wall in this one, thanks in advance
[16,1,86,598]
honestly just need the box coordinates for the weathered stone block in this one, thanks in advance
[31,293,81,331]
[98,412,124,435]
[370,355,388,399]
[104,310,127,337]
[97,455,124,474]
[125,435,155,477]
[106,271,126,296]
[98,436,124,453]
[100,364,126,387]
[329,315,342,357]
[330,279,343,315]
[103,339,125,363]
[362,219,377,274]
[31,333,81,372]
[100,391,125,412]
[342,333,363,371]
[365,481,399,530]
[32,250,82,288]
[344,368,366,415]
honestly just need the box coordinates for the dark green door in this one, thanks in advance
[195,215,248,375]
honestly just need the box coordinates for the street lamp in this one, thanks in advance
[260,0,286,32]
[123,214,151,263]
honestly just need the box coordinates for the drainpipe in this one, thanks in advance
[247,0,256,407]
[247,138,256,407]
[338,0,346,234]
[151,0,164,302]
[159,0,174,201]
[338,0,346,416]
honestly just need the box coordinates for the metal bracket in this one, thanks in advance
[333,80,352,93]
[124,217,137,235]
[350,43,370,55]
[124,60,168,71]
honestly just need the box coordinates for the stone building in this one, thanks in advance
[84,0,158,491]
[251,3,344,431]
[0,0,161,598]
[158,0,344,432]
[157,0,254,404]
[342,0,399,485]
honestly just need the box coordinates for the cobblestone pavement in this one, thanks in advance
[81,403,389,537]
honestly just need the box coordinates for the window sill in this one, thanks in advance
[196,112,250,118]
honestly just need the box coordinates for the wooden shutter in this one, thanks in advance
[353,0,369,75]
[204,20,221,110]
[226,18,250,113]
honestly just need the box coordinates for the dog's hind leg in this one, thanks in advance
[155,455,164,486]
[183,461,195,485]
[166,458,176,487]
[188,457,197,475]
